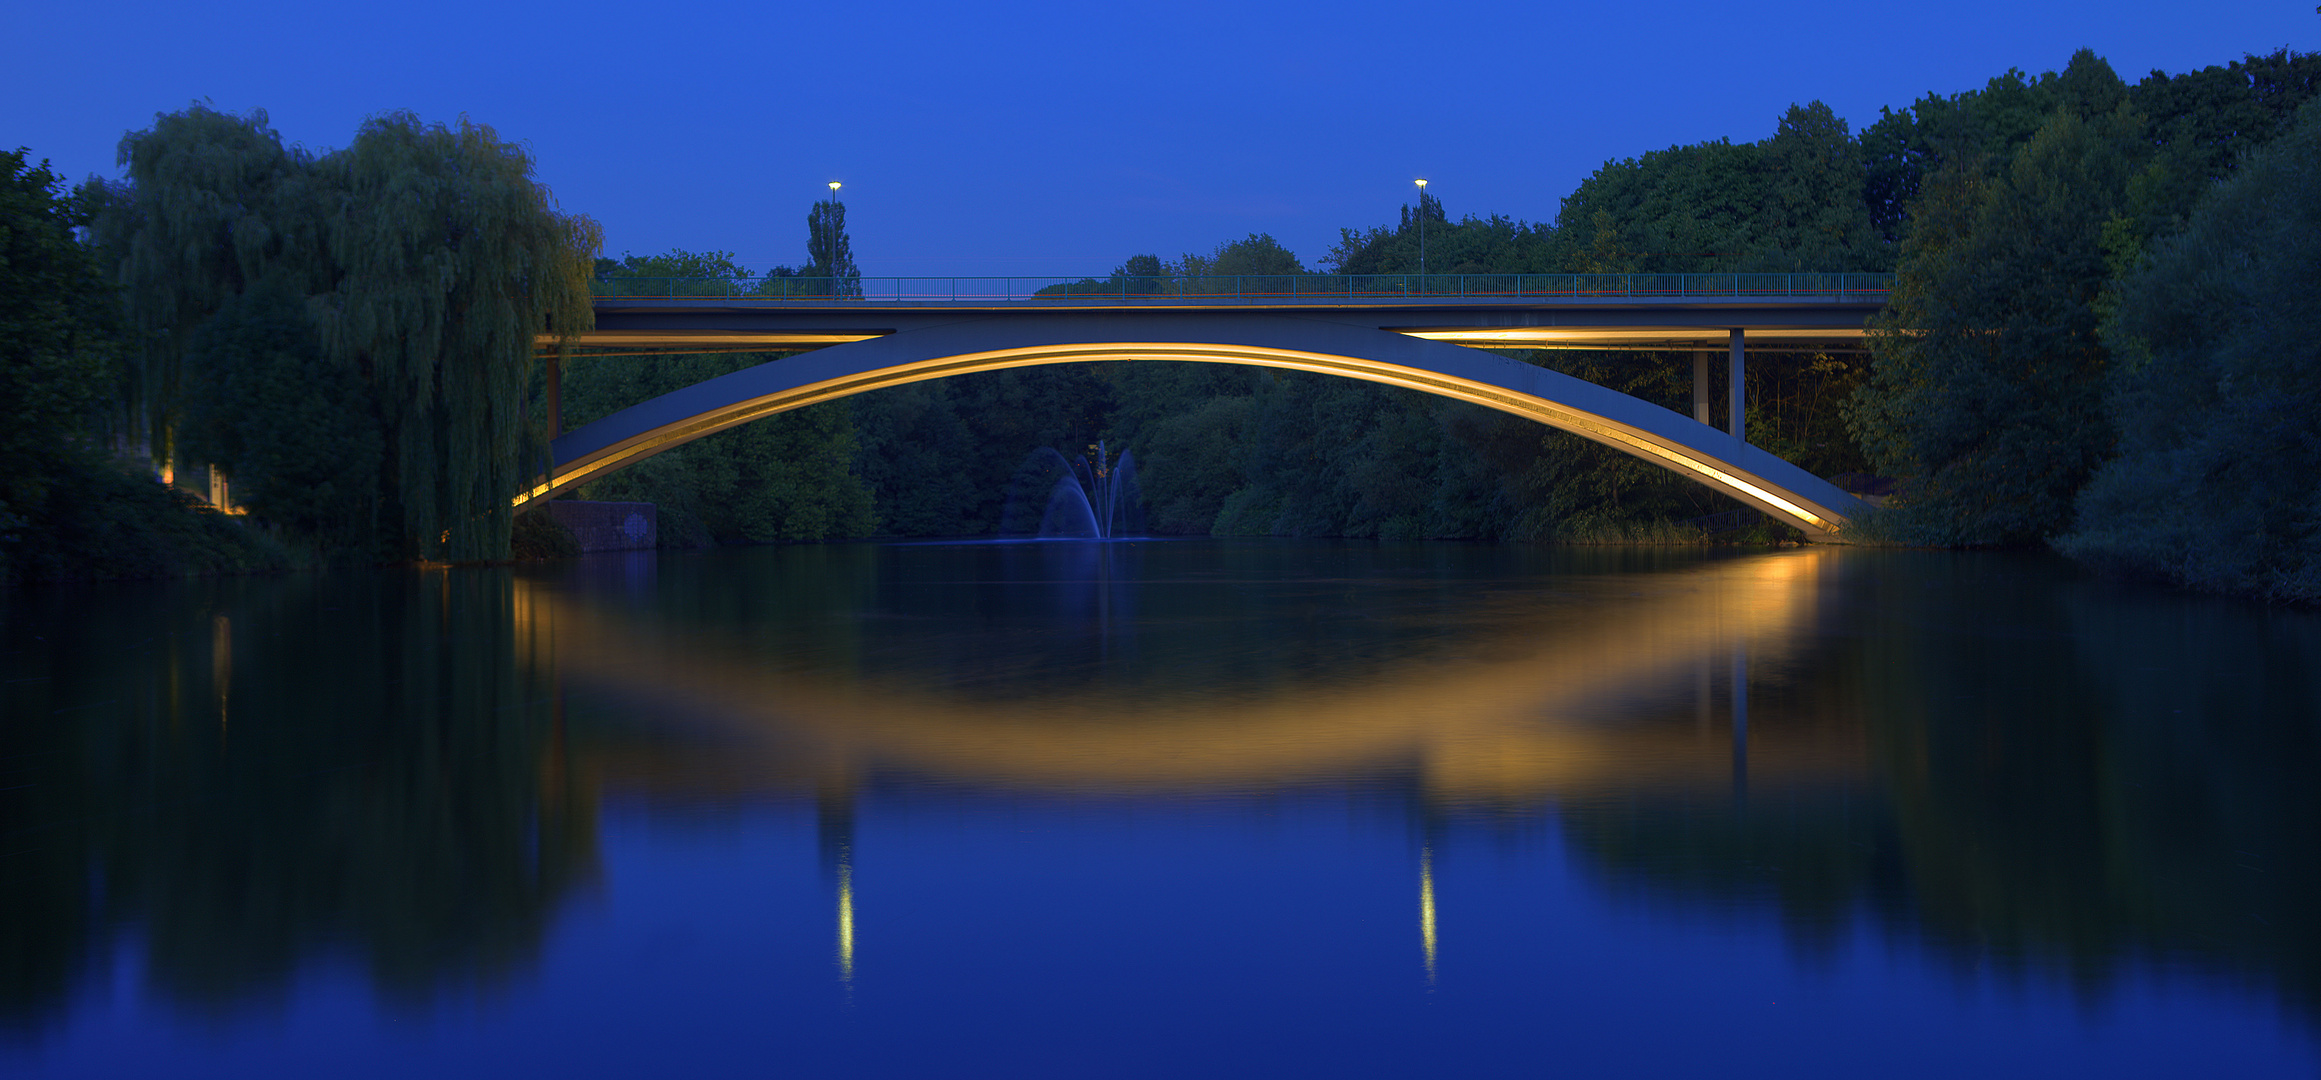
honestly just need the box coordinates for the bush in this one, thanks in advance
[509,509,580,560]
[3,453,286,584]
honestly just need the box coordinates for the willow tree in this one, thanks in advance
[95,105,327,454]
[95,106,598,562]
[322,113,598,562]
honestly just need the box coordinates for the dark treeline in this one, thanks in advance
[2,106,598,582]
[5,47,2318,598]
[568,46,2321,603]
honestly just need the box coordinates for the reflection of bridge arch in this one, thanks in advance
[512,548,1862,801]
[527,314,1866,535]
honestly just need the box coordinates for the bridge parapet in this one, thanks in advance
[592,271,1895,306]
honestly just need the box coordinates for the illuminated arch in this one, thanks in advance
[525,313,1865,535]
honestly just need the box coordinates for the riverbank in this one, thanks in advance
[2,454,286,585]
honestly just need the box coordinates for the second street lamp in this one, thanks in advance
[827,181,842,293]
[1414,178,1429,289]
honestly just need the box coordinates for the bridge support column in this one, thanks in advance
[1692,351,1711,425]
[1728,329,1746,444]
[547,352,563,437]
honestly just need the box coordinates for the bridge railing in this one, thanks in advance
[591,272,1896,303]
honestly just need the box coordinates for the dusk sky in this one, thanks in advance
[8,0,2314,277]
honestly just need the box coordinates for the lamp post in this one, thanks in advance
[1414,178,1428,290]
[826,181,842,291]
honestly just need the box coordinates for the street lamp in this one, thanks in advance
[1414,178,1428,287]
[826,181,842,286]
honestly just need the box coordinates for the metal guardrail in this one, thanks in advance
[591,272,1896,303]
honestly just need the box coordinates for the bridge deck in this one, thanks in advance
[561,277,1884,357]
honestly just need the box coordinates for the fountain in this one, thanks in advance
[1005,441,1144,539]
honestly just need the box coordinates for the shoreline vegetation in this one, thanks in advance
[6,47,2318,602]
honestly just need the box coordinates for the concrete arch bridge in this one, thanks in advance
[527,274,1885,536]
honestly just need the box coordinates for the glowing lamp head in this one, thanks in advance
[1414,178,1428,189]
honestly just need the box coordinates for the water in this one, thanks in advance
[3,541,2318,1077]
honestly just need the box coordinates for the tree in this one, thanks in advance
[176,279,382,550]
[1846,104,2141,545]
[323,112,600,562]
[1323,196,1554,277]
[2113,49,2321,266]
[1860,51,2124,246]
[93,106,600,562]
[2059,104,2321,601]
[1757,102,1881,270]
[804,198,858,294]
[578,247,882,543]
[94,106,323,453]
[1541,100,1890,275]
[597,248,756,297]
[1196,232,1305,277]
[0,150,118,548]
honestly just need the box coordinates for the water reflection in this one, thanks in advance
[515,544,1841,803]
[0,570,598,1032]
[1419,845,1438,985]
[3,542,2320,1060]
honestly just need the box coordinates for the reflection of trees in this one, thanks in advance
[1556,554,2321,1020]
[0,569,598,1031]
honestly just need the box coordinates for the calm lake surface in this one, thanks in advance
[4,540,2319,1077]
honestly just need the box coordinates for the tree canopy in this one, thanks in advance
[0,150,117,537]
[90,105,599,561]
[2059,102,2321,601]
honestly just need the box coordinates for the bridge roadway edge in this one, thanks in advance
[529,312,1867,538]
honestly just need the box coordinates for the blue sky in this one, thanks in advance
[6,0,2313,276]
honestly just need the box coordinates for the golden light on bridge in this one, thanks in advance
[1404,327,1867,349]
[515,341,1851,534]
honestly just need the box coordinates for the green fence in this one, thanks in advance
[592,272,1896,303]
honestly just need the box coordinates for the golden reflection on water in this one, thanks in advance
[837,853,856,987]
[1420,846,1438,985]
[508,547,1859,806]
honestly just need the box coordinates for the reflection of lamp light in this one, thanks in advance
[1414,178,1429,282]
[1420,845,1437,984]
[837,851,855,985]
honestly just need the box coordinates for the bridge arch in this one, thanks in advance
[527,313,1865,535]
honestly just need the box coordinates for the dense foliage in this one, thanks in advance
[0,149,281,583]
[2058,103,2321,601]
[12,46,2321,596]
[0,151,117,552]
[1846,104,2140,545]
[1842,50,2321,549]
[88,105,599,564]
